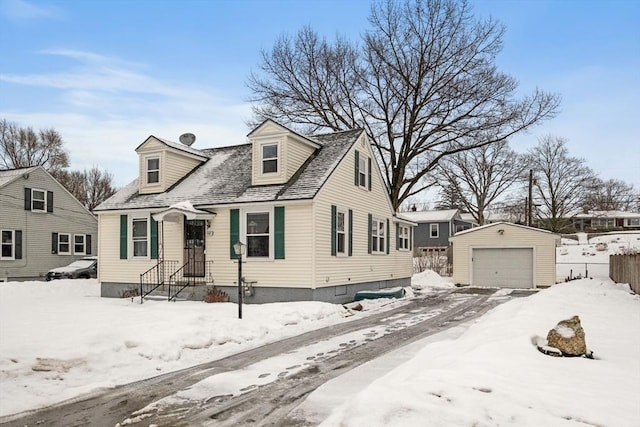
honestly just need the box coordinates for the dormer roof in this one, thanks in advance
[135,135,209,161]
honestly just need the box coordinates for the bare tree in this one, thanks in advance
[0,119,69,174]
[248,0,560,210]
[435,141,526,224]
[527,135,597,232]
[55,167,117,211]
[582,178,637,211]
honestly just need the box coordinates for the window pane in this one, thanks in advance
[59,234,69,243]
[247,236,269,257]
[147,158,159,169]
[337,212,345,232]
[147,171,159,183]
[133,219,148,238]
[134,241,148,257]
[247,213,269,234]
[337,233,345,253]
[263,144,278,159]
[1,245,11,257]
[1,230,12,244]
[263,159,277,174]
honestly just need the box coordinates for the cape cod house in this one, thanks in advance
[94,120,414,303]
[0,166,97,281]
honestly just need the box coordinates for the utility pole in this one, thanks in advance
[528,169,533,227]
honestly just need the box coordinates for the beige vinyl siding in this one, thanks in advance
[285,138,315,181]
[451,224,558,287]
[313,134,413,288]
[0,167,97,280]
[164,151,202,189]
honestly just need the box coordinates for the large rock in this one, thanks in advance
[546,315,587,356]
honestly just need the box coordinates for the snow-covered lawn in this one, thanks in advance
[556,232,640,281]
[1,272,639,426]
[314,278,640,427]
[0,279,409,417]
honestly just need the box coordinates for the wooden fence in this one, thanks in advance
[609,254,640,294]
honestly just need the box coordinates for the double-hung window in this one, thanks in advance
[261,143,279,174]
[1,230,15,259]
[358,156,367,188]
[32,189,46,212]
[74,234,86,255]
[371,218,385,254]
[430,224,439,238]
[336,209,347,255]
[146,157,160,184]
[132,217,149,257]
[246,212,270,258]
[399,225,410,250]
[58,233,71,254]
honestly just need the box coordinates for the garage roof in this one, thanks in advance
[450,221,558,239]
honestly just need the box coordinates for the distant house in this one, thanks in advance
[571,210,640,231]
[0,166,98,281]
[401,209,476,256]
[93,120,415,304]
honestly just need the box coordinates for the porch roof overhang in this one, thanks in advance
[152,201,216,223]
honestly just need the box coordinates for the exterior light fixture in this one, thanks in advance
[233,241,246,319]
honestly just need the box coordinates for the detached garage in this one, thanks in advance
[449,222,559,289]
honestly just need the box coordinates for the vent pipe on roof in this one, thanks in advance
[179,133,196,146]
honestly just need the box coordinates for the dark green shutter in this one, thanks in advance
[368,158,372,191]
[275,206,285,259]
[150,216,158,259]
[86,235,92,255]
[331,205,337,256]
[410,226,413,250]
[354,150,360,186]
[24,188,31,210]
[230,208,239,259]
[367,214,372,254]
[386,219,390,254]
[396,223,400,250]
[51,232,58,254]
[47,191,53,212]
[348,209,353,256]
[119,215,128,259]
[15,230,22,259]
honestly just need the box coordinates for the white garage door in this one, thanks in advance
[472,248,534,288]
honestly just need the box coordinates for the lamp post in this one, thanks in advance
[233,241,246,319]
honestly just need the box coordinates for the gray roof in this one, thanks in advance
[0,166,38,189]
[95,128,364,212]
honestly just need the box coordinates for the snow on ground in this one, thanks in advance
[410,269,455,291]
[0,279,412,417]
[556,232,640,281]
[313,279,640,427]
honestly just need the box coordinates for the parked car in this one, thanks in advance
[46,257,98,281]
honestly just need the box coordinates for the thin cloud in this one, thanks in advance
[0,0,61,22]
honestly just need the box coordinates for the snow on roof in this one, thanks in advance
[450,221,558,238]
[0,166,38,189]
[400,209,459,222]
[95,128,364,212]
[572,210,640,219]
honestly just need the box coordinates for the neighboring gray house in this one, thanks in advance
[402,209,476,256]
[0,166,98,281]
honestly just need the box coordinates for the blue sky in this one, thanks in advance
[1,0,638,192]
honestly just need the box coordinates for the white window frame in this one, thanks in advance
[260,142,279,175]
[358,154,367,188]
[336,208,348,256]
[625,218,640,227]
[74,234,86,255]
[592,218,614,228]
[244,209,273,260]
[145,156,160,185]
[1,229,15,260]
[371,217,386,254]
[399,225,410,251]
[58,233,71,255]
[430,223,439,238]
[131,216,150,258]
[31,188,46,212]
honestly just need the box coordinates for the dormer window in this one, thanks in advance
[261,143,279,174]
[146,157,160,184]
